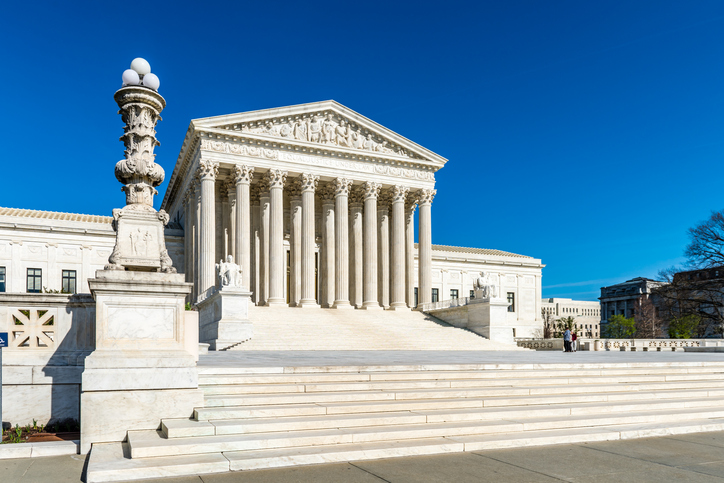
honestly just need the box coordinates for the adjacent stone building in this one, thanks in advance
[541,297,601,337]
[599,277,664,325]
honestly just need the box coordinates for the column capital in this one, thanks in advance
[288,178,303,199]
[300,173,320,192]
[233,164,254,185]
[418,188,436,205]
[226,179,237,204]
[349,186,364,206]
[378,189,392,208]
[319,182,336,202]
[405,192,419,212]
[362,181,381,200]
[391,185,409,203]
[333,177,353,197]
[197,160,219,181]
[264,169,288,189]
[182,187,193,206]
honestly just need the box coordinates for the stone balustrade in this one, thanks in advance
[516,337,723,352]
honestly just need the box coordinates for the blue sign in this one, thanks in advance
[0,332,7,348]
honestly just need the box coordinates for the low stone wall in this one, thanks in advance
[516,338,564,351]
[590,338,715,351]
[0,293,95,426]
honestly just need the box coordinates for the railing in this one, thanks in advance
[592,338,713,351]
[516,338,564,351]
[419,297,471,312]
[0,293,95,363]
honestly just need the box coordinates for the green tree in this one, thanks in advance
[668,314,702,339]
[602,314,635,338]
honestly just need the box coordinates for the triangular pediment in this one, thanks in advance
[192,100,447,166]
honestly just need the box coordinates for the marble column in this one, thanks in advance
[197,160,219,300]
[289,179,302,306]
[349,187,364,308]
[333,178,352,309]
[405,195,418,308]
[193,178,202,300]
[250,184,261,304]
[362,182,381,310]
[233,165,253,291]
[299,174,319,308]
[226,179,237,260]
[377,190,391,309]
[320,183,336,308]
[417,189,436,307]
[390,185,409,310]
[182,189,192,286]
[221,185,230,259]
[265,169,287,305]
[259,182,271,305]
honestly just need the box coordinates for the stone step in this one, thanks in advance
[226,419,724,471]
[196,362,724,376]
[164,400,724,439]
[85,442,229,483]
[199,375,724,395]
[202,381,724,407]
[130,407,724,459]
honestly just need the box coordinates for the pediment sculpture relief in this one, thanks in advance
[221,113,416,159]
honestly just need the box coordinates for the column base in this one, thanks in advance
[387,304,411,311]
[297,301,321,309]
[361,303,383,310]
[332,301,354,309]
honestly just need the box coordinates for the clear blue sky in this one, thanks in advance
[2,1,723,301]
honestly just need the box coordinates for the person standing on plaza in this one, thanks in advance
[563,328,571,352]
[571,331,577,352]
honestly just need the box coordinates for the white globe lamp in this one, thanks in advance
[142,73,160,91]
[121,69,140,86]
[130,58,151,76]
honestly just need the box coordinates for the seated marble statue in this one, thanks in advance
[473,271,498,299]
[216,255,242,288]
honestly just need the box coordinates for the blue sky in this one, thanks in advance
[2,1,723,301]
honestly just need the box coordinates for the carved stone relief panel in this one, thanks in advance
[215,111,421,159]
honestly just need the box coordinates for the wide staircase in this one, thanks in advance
[230,306,516,350]
[87,361,724,482]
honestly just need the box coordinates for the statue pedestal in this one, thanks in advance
[467,297,514,344]
[197,287,253,350]
[80,270,202,453]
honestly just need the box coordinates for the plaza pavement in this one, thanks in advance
[6,431,724,482]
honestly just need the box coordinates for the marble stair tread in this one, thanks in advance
[199,374,717,395]
[163,411,429,438]
[221,419,724,471]
[130,417,541,458]
[85,442,229,483]
[194,403,328,421]
[223,437,465,471]
[202,382,724,408]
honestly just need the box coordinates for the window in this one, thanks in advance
[470,290,475,299]
[414,287,418,308]
[450,289,458,300]
[431,288,439,303]
[507,292,515,312]
[27,268,42,293]
[62,270,77,294]
[0,267,5,292]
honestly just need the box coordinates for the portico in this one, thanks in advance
[162,101,443,310]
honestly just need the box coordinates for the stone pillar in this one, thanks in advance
[349,187,364,308]
[250,185,261,304]
[333,178,352,309]
[299,174,320,308]
[320,183,336,308]
[193,178,202,300]
[417,189,436,307]
[389,185,409,310]
[183,189,193,288]
[265,169,288,305]
[197,160,219,301]
[362,182,381,310]
[259,182,271,305]
[221,184,230,259]
[289,179,303,306]
[377,190,391,309]
[233,165,253,291]
[405,196,418,308]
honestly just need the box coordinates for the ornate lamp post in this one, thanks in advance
[105,58,175,272]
